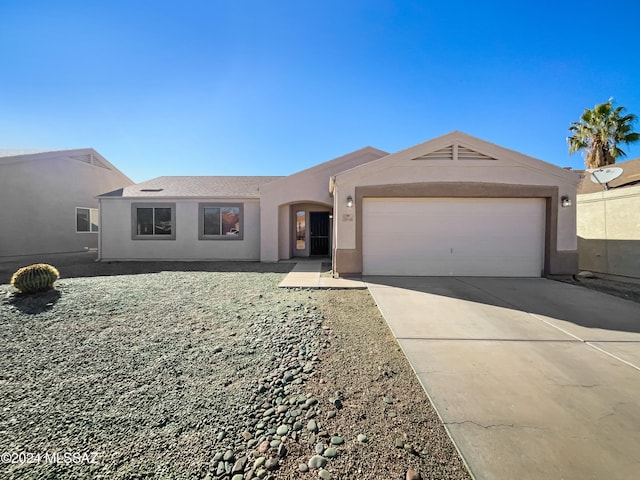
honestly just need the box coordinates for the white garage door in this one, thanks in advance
[363,197,545,277]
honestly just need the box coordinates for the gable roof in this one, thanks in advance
[577,158,640,194]
[0,147,133,186]
[286,146,389,178]
[334,131,578,183]
[0,147,121,171]
[99,176,284,198]
[260,146,389,195]
[0,148,65,158]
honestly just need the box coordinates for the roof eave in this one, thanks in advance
[98,195,262,200]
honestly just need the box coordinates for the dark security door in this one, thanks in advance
[309,212,330,256]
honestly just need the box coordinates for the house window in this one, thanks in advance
[76,207,99,232]
[295,211,306,250]
[131,203,176,240]
[199,203,243,240]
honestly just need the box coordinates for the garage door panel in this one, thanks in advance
[362,198,544,277]
[365,253,542,277]
[364,253,459,276]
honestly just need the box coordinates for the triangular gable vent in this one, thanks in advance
[70,153,91,164]
[412,144,498,161]
[413,145,453,161]
[457,146,497,161]
[70,153,110,169]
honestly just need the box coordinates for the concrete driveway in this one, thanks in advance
[366,276,640,480]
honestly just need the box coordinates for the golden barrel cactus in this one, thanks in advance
[10,263,60,294]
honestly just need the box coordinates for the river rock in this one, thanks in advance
[308,454,327,469]
[319,468,331,479]
[406,469,422,480]
[324,447,337,458]
[277,442,287,458]
[232,456,247,474]
[307,419,318,432]
[265,457,279,470]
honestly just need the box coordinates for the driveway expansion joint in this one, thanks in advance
[586,342,640,372]
[557,383,600,388]
[444,420,544,431]
[397,337,582,342]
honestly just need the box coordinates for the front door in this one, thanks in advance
[310,212,330,256]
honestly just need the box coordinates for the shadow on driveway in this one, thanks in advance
[366,275,640,480]
[365,275,640,335]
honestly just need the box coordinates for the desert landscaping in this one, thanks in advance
[0,262,470,479]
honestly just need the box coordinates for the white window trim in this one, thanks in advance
[131,203,176,240]
[76,207,99,233]
[198,203,244,240]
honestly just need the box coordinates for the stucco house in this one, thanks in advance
[0,148,133,258]
[98,131,579,277]
[577,158,640,280]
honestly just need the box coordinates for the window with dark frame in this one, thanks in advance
[132,204,175,239]
[199,203,243,240]
[136,207,172,235]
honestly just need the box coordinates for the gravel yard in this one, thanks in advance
[0,263,471,480]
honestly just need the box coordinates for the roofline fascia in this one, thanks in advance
[260,146,389,190]
[0,147,134,184]
[97,195,263,200]
[334,131,580,185]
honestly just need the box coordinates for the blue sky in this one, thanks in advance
[1,0,639,183]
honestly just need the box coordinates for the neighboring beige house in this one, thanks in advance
[577,158,640,280]
[99,131,579,277]
[0,149,133,258]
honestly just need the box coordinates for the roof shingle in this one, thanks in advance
[577,158,640,194]
[100,176,284,198]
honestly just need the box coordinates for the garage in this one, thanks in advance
[331,132,578,277]
[362,197,545,277]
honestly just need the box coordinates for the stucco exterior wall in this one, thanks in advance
[277,204,290,260]
[0,154,132,258]
[577,185,640,279]
[335,164,577,251]
[260,148,386,262]
[99,198,261,261]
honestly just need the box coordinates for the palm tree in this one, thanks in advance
[567,99,640,169]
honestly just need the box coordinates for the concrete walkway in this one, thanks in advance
[366,276,640,480]
[278,260,366,288]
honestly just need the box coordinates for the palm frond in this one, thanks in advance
[626,132,640,143]
[567,99,640,166]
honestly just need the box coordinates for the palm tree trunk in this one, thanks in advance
[586,140,616,169]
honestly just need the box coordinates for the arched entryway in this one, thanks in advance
[290,203,332,258]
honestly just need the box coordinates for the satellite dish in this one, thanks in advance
[589,167,623,190]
